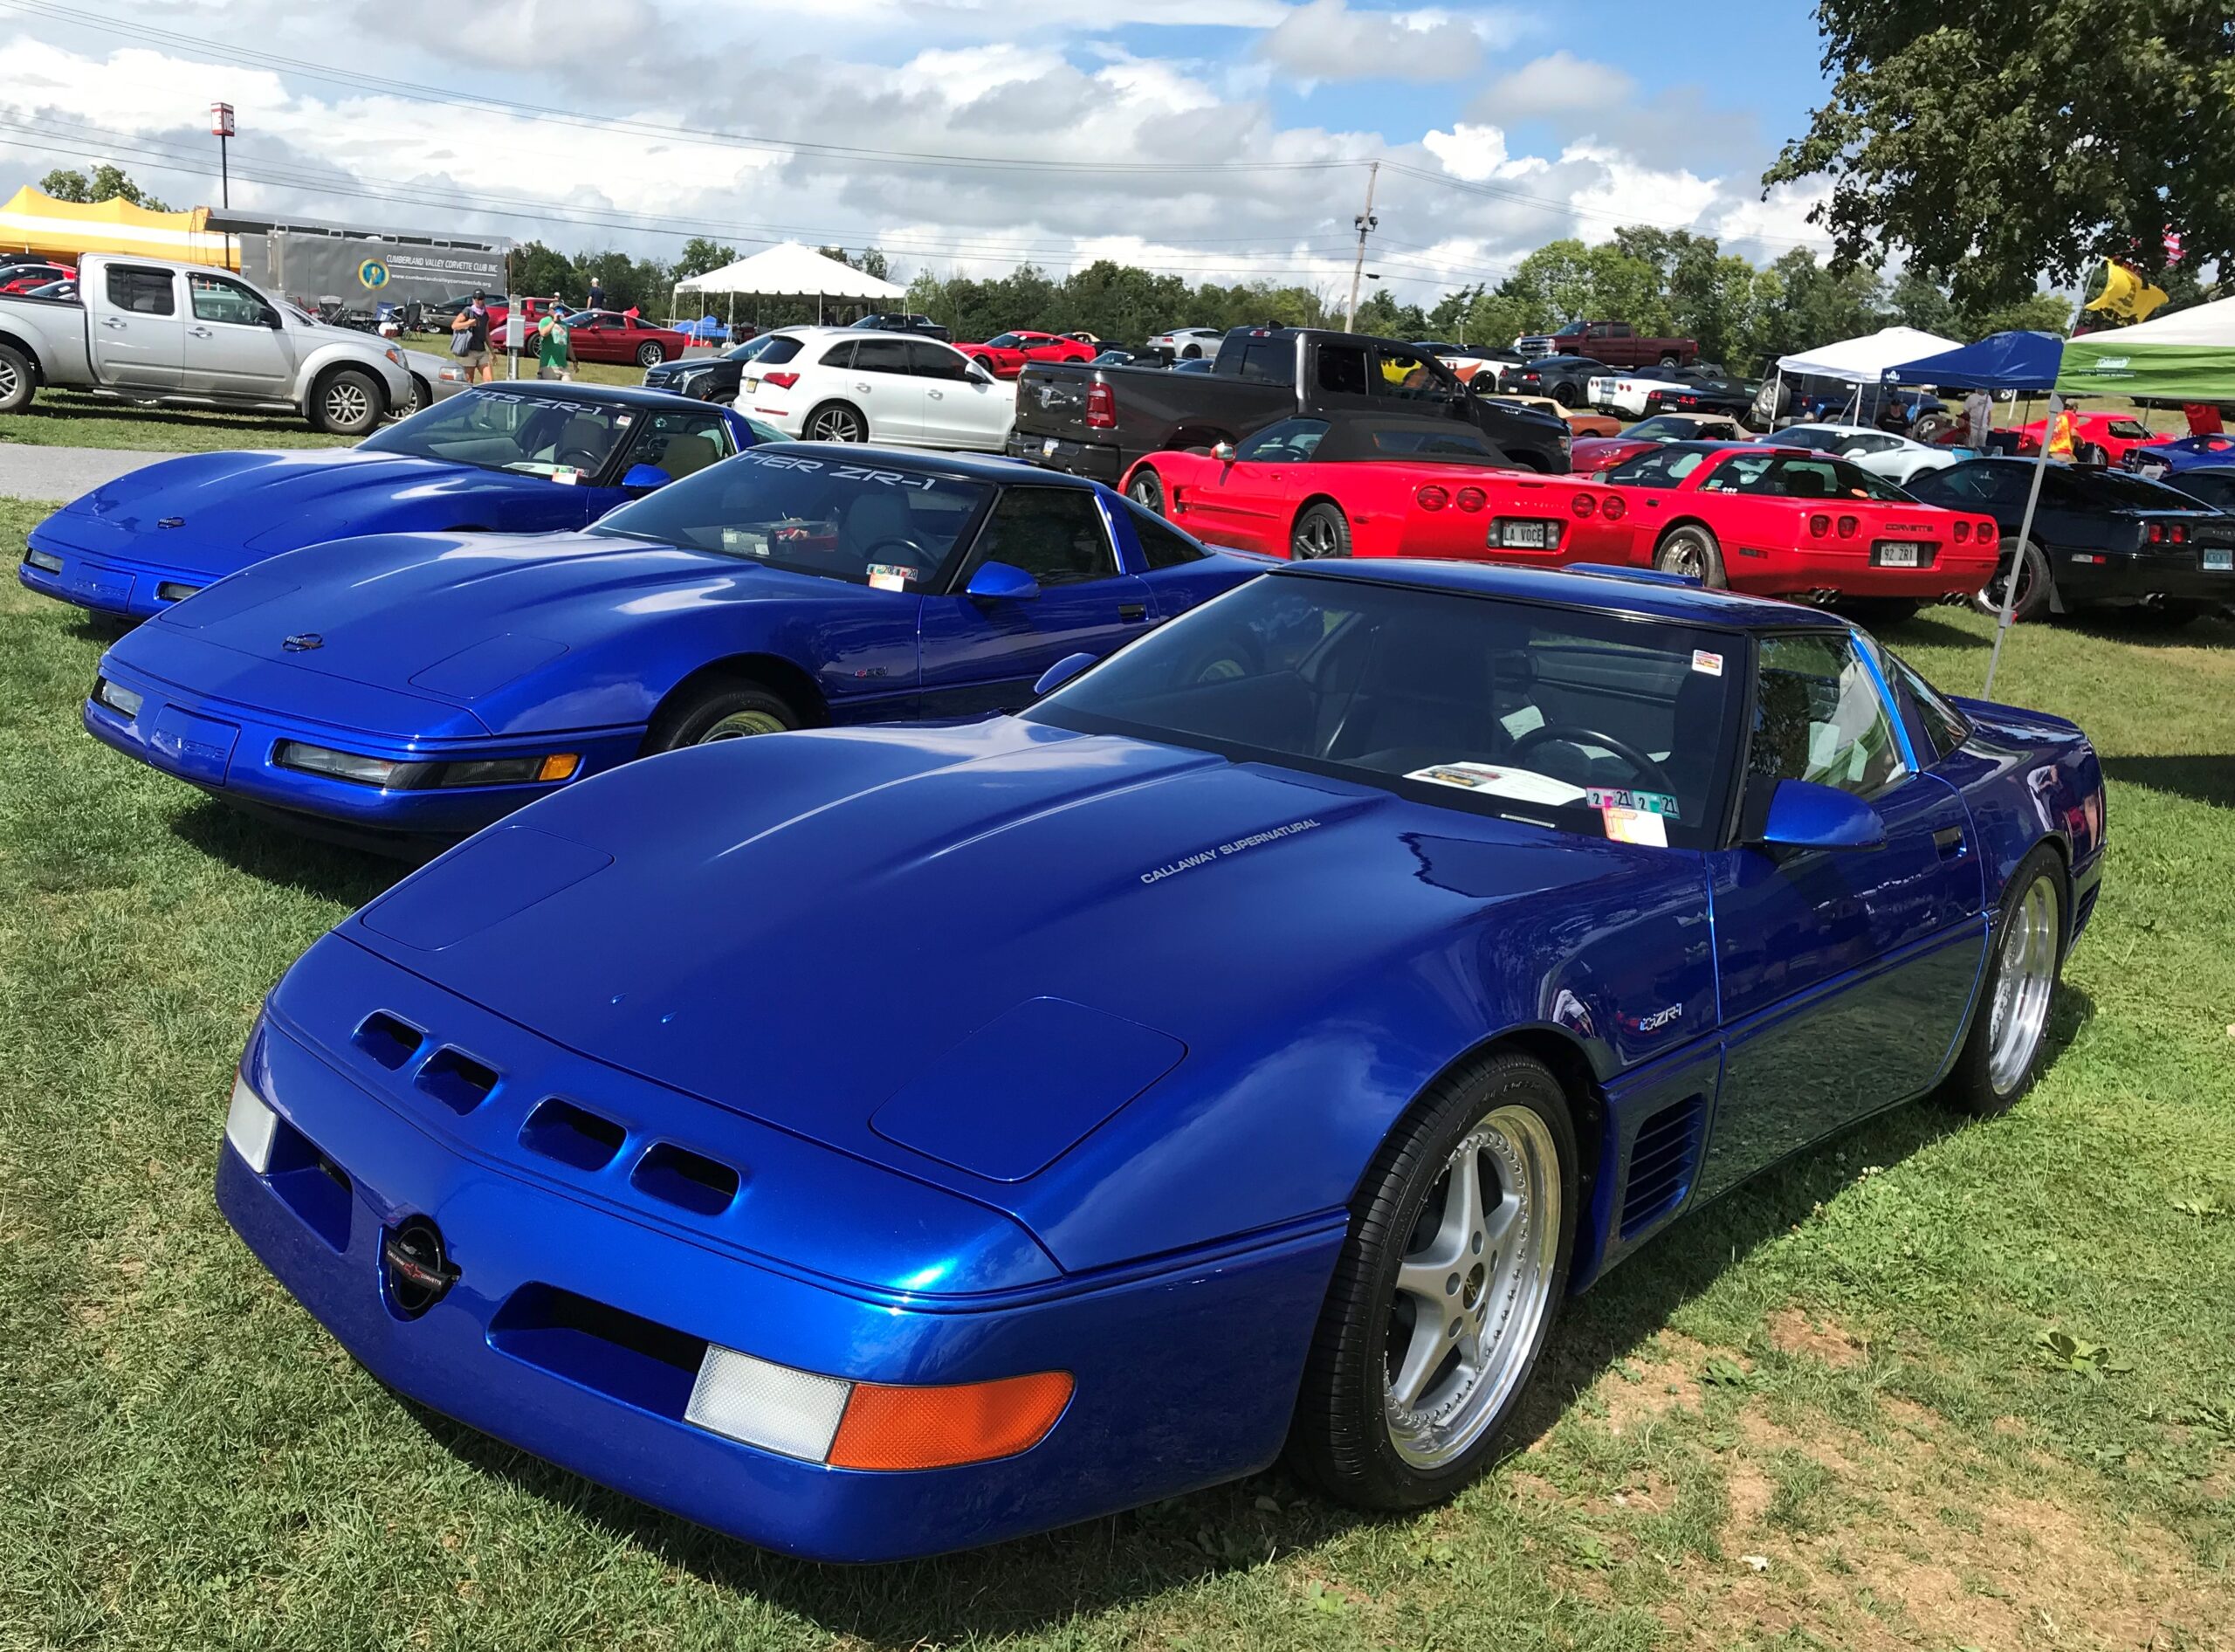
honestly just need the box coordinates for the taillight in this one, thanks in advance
[1678,395,1699,408]
[2147,522,2164,544]
[1952,520,1969,542]
[1977,520,1998,546]
[1570,492,1597,518]
[1837,515,1858,538]
[1454,486,1486,512]
[1416,485,1449,511]
[2172,524,2190,544]
[1808,513,1831,537]
[1085,382,1115,430]
[1601,494,1626,521]
[761,371,800,390]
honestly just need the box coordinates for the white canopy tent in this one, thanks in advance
[1771,326,1965,426]
[670,242,907,333]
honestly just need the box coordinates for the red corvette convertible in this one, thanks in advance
[1123,414,1556,561]
[557,309,690,368]
[1503,442,2003,615]
[958,329,1097,379]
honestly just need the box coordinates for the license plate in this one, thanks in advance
[2206,547,2232,571]
[741,376,759,392]
[1498,521,1549,548]
[1875,542,1922,567]
[1042,437,1058,458]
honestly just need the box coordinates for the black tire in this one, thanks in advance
[1291,500,1351,560]
[636,341,666,368]
[1940,844,2067,1116]
[311,367,383,437]
[1551,381,1581,409]
[643,678,802,754]
[0,341,37,413]
[1658,353,1681,368]
[1126,466,1166,515]
[803,403,867,443]
[1972,538,2053,623]
[1180,344,1203,360]
[402,375,431,417]
[1654,523,1727,588]
[1838,596,1922,629]
[1290,1050,1578,1510]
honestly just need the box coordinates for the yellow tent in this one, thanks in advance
[0,185,235,268]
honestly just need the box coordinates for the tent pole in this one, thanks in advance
[1984,391,2058,698]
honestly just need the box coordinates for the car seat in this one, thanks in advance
[843,490,915,561]
[655,431,724,480]
[1324,618,1500,771]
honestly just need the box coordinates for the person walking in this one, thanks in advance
[450,291,493,385]
[535,311,574,382]
[1963,385,1993,448]
[586,274,606,313]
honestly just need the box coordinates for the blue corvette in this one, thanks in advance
[86,447,1263,848]
[216,559,2105,1560]
[21,382,759,622]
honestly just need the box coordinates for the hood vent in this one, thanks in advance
[1620,1095,1705,1238]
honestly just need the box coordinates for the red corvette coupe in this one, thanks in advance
[2013,409,2170,465]
[958,329,1097,379]
[1123,414,1549,561]
[1497,442,2003,615]
[555,308,691,368]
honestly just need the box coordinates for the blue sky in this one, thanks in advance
[0,0,1842,303]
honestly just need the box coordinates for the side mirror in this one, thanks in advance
[1211,440,1236,464]
[966,362,995,385]
[1033,650,1098,697]
[1755,779,1887,852]
[965,560,1042,602]
[620,464,670,492]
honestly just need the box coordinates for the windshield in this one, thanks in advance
[723,334,790,362]
[590,448,993,591]
[1028,575,1739,847]
[358,389,633,479]
[1625,415,1711,443]
[1768,427,1852,453]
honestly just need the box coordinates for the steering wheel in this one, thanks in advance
[556,444,604,472]
[857,535,931,571]
[1510,722,1679,798]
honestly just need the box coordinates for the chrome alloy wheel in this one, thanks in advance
[0,354,19,402]
[323,378,370,427]
[1986,873,2060,1093]
[1293,513,1344,559]
[697,709,790,743]
[806,406,865,442]
[1658,532,1709,579]
[1384,1105,1561,1468]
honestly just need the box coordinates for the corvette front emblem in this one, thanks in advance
[282,633,324,652]
[156,516,184,529]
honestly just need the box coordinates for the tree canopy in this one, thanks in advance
[1764,0,2235,306]
[37,166,171,212]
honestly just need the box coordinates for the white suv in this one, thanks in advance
[732,327,1016,451]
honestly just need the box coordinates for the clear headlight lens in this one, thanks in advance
[224,1072,279,1174]
[272,740,403,788]
[93,677,143,718]
[23,547,63,573]
[155,581,203,603]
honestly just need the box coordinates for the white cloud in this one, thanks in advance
[1259,0,1486,84]
[1472,50,1636,121]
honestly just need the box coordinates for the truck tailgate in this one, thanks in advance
[1012,366,1092,441]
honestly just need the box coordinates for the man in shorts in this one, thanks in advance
[450,292,494,384]
[535,311,574,381]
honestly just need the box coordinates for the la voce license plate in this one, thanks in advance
[1498,520,1550,548]
[1875,541,1922,567]
[2206,547,2233,571]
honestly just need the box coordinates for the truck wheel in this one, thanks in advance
[1126,467,1166,515]
[1658,353,1680,368]
[1292,501,1351,560]
[312,368,383,437]
[0,341,35,414]
[1911,412,1952,443]
[1654,524,1726,587]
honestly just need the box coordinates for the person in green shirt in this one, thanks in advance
[535,313,574,381]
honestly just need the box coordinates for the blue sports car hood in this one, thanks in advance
[35,448,574,579]
[340,716,1686,1260]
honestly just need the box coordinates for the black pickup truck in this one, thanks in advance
[1008,326,1571,481]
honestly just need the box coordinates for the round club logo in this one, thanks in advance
[357,258,390,290]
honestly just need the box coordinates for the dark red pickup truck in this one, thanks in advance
[1513,320,1696,368]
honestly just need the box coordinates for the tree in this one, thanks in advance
[672,237,739,283]
[510,240,579,300]
[1764,1,2235,306]
[38,165,170,211]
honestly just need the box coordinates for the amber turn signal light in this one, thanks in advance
[826,1370,1074,1470]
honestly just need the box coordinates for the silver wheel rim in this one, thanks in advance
[639,344,661,366]
[1660,533,1706,578]
[808,409,863,442]
[0,355,17,401]
[1385,1104,1560,1468]
[1129,477,1161,511]
[698,708,787,744]
[1986,874,2060,1093]
[1294,512,1342,559]
[1980,543,2036,615]
[408,379,428,414]
[325,380,369,427]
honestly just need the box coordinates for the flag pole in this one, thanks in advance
[1984,391,2058,698]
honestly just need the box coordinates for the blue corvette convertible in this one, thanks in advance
[21,382,760,621]
[216,559,2105,1560]
[86,446,1264,848]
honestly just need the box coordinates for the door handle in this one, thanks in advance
[1933,826,1966,857]
[928,389,944,399]
[100,317,127,329]
[854,382,872,392]
[1119,602,1148,623]
[189,326,214,339]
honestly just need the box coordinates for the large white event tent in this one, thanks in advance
[1770,326,1964,423]
[670,242,907,331]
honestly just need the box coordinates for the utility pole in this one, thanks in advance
[1344,160,1379,333]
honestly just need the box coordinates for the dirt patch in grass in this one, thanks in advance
[1766,1306,1867,1369]
[1593,1332,1714,1435]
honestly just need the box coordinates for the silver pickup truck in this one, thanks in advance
[0,253,413,436]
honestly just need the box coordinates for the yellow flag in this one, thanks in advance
[2085,258,2170,321]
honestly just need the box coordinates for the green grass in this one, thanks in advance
[0,495,2229,1649]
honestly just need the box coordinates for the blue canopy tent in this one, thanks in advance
[1882,331,2066,694]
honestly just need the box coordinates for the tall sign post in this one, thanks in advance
[210,102,235,209]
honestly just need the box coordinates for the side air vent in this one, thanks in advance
[416,1047,499,1117]
[521,1098,627,1173]
[631,1143,741,1216]
[1620,1095,1706,1238]
[352,1011,424,1071]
